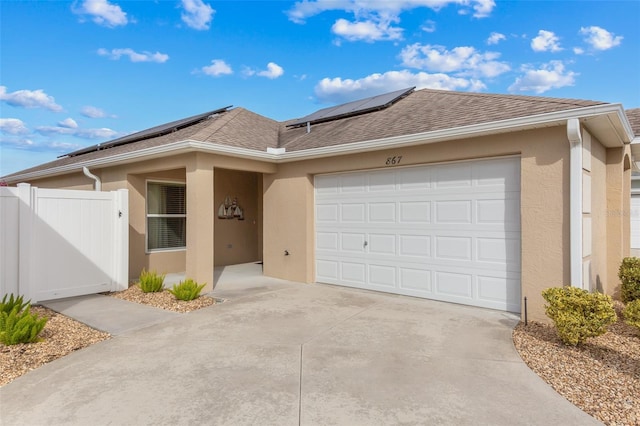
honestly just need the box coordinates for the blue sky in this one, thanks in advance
[1,0,639,177]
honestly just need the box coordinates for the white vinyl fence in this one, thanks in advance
[0,183,128,303]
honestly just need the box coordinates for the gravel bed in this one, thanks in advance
[107,285,217,312]
[0,306,110,387]
[1,288,216,387]
[513,302,640,426]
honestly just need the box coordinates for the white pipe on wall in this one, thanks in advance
[567,118,583,289]
[83,166,102,191]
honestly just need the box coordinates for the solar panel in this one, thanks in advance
[287,87,414,128]
[62,106,232,158]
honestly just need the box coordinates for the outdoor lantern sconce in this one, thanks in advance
[218,195,244,220]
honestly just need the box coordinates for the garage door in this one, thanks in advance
[631,195,640,249]
[315,157,521,312]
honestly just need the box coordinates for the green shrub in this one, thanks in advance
[0,294,29,315]
[168,279,206,301]
[618,257,640,303]
[542,286,617,346]
[138,269,165,293]
[0,306,48,345]
[623,299,640,331]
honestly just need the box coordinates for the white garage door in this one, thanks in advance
[631,195,640,249]
[315,157,521,312]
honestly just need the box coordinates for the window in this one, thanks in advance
[147,181,186,251]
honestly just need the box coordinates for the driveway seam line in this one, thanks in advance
[298,345,303,426]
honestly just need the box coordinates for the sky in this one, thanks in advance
[1,0,639,177]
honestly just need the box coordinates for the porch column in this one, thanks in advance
[186,154,215,291]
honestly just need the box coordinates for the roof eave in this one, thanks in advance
[5,103,633,184]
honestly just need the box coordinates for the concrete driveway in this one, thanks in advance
[0,277,599,425]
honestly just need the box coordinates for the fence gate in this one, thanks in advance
[0,184,128,303]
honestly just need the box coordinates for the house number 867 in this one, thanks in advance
[385,156,402,166]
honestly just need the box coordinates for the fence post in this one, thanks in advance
[113,189,129,291]
[17,183,33,301]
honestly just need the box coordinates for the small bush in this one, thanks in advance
[623,299,640,331]
[618,257,640,303]
[0,306,48,345]
[138,269,165,293]
[168,279,206,301]
[542,286,617,346]
[0,294,29,315]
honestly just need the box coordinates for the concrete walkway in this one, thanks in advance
[0,271,600,425]
[41,294,179,335]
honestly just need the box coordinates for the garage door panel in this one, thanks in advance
[368,264,396,288]
[435,272,473,298]
[368,234,396,255]
[399,235,431,258]
[341,233,366,252]
[473,158,521,190]
[434,163,473,188]
[399,268,432,292]
[316,204,338,222]
[631,195,640,249]
[316,232,339,250]
[435,200,472,224]
[315,157,521,313]
[340,174,366,193]
[399,201,431,223]
[341,203,366,222]
[341,262,366,284]
[369,202,396,222]
[435,236,472,260]
[369,170,397,191]
[398,168,432,190]
[316,260,339,282]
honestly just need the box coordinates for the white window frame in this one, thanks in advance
[145,179,187,253]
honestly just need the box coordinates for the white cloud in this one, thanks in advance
[573,47,585,55]
[487,32,505,45]
[97,48,169,63]
[180,0,215,30]
[314,70,485,104]
[579,26,623,51]
[81,105,109,118]
[257,62,285,79]
[58,118,79,129]
[73,0,128,27]
[287,0,495,23]
[200,59,233,76]
[531,30,562,52]
[400,43,510,78]
[0,136,35,148]
[421,20,436,33]
[508,60,577,94]
[0,118,29,135]
[36,125,119,140]
[287,1,494,43]
[331,18,403,42]
[0,86,63,112]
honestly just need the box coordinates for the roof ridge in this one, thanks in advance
[414,88,607,108]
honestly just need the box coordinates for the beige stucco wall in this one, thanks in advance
[590,133,609,293]
[265,126,573,322]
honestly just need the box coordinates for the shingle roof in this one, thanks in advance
[3,107,279,178]
[626,108,640,137]
[3,88,611,180]
[279,89,606,151]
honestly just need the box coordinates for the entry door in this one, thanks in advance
[314,157,521,312]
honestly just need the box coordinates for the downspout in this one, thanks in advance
[83,166,102,191]
[567,118,583,288]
